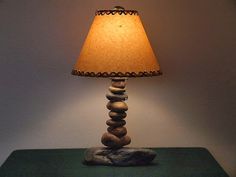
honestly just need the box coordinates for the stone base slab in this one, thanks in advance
[84,147,156,166]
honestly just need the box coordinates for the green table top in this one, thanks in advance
[0,147,229,177]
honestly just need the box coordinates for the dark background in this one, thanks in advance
[0,0,235,176]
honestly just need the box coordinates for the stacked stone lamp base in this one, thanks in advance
[102,77,130,148]
[84,78,157,166]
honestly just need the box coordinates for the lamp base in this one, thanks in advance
[84,147,156,166]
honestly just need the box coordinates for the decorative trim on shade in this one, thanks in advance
[95,10,138,16]
[71,69,162,78]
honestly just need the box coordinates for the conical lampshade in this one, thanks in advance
[72,7,162,77]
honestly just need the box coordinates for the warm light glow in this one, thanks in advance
[73,10,161,77]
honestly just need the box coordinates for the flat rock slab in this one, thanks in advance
[84,147,157,166]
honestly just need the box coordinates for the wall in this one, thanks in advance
[0,0,235,176]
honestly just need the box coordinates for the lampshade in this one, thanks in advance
[72,7,162,77]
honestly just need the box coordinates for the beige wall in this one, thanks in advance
[0,0,235,176]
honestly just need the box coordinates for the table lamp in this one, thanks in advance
[72,6,162,166]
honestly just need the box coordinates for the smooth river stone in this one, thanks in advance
[109,111,127,120]
[106,93,128,101]
[107,126,127,137]
[107,101,128,112]
[84,147,157,166]
[111,78,126,82]
[106,119,126,127]
[109,86,126,94]
[101,133,131,148]
[112,81,126,88]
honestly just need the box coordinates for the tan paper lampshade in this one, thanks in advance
[72,7,162,77]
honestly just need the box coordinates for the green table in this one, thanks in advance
[0,148,229,177]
